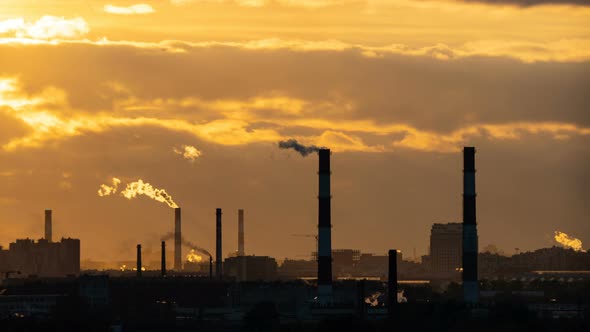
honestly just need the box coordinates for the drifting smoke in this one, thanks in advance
[186,249,203,263]
[174,145,202,162]
[161,232,212,258]
[278,139,325,157]
[120,180,178,208]
[98,178,178,208]
[98,177,121,196]
[554,231,585,252]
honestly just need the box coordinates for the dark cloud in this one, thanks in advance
[0,43,588,132]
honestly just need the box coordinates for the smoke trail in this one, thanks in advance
[98,177,121,196]
[554,231,585,252]
[278,139,324,157]
[120,179,178,208]
[161,232,212,257]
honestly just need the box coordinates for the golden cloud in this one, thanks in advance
[1,35,588,63]
[0,16,88,40]
[103,4,156,15]
[1,76,588,153]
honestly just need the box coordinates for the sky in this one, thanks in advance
[0,0,588,266]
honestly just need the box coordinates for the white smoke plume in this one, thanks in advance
[173,145,202,162]
[278,139,324,157]
[120,180,179,208]
[98,177,121,196]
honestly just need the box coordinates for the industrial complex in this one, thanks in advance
[1,147,589,331]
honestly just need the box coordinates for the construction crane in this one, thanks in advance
[292,234,318,260]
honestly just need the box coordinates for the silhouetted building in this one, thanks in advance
[278,259,316,279]
[0,238,80,277]
[224,256,278,281]
[430,223,462,280]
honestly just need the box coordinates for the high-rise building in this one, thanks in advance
[0,238,80,277]
[430,223,463,279]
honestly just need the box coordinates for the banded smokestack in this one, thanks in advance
[44,209,52,242]
[388,249,398,317]
[317,149,333,303]
[462,147,479,304]
[161,241,166,277]
[238,209,245,256]
[174,207,181,271]
[137,244,142,278]
[216,208,222,279]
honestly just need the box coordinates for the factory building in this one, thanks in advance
[430,223,463,280]
[224,256,278,281]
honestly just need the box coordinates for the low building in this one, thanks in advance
[224,256,278,281]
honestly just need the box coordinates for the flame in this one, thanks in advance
[119,179,178,208]
[554,231,585,252]
[132,267,146,271]
[98,177,121,196]
[364,292,382,307]
[187,249,203,263]
[120,264,127,271]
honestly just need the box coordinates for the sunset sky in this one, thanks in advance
[0,0,588,265]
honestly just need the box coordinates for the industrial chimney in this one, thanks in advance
[161,241,166,277]
[174,207,181,271]
[462,147,479,304]
[388,249,398,317]
[238,209,245,256]
[317,149,333,303]
[216,208,223,279]
[137,244,142,278]
[44,209,52,242]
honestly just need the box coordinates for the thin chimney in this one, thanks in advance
[216,208,223,279]
[462,147,479,303]
[317,149,333,303]
[137,244,142,278]
[174,207,181,271]
[44,209,52,242]
[238,209,245,256]
[161,241,166,277]
[388,249,398,317]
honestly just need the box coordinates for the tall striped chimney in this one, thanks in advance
[137,244,142,278]
[161,241,166,277]
[174,208,181,271]
[462,147,479,303]
[216,208,223,279]
[238,209,245,256]
[44,209,52,242]
[317,149,333,303]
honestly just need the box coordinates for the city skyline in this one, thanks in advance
[0,0,588,263]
